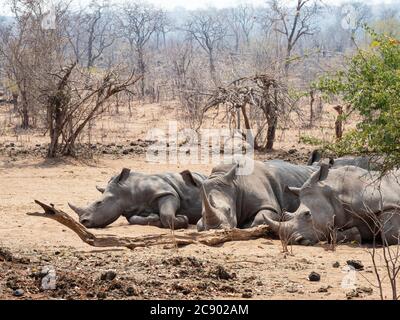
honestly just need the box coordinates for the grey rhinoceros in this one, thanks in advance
[307,149,376,170]
[197,159,317,231]
[263,164,400,245]
[69,168,207,229]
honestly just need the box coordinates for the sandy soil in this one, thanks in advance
[0,102,397,300]
[0,154,397,300]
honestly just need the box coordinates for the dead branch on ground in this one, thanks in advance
[26,200,270,250]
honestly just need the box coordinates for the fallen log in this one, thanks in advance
[26,200,270,250]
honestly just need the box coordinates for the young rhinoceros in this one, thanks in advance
[263,164,400,246]
[69,168,207,229]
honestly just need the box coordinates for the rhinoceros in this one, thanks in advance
[197,159,317,231]
[307,149,376,170]
[69,168,207,229]
[263,164,400,245]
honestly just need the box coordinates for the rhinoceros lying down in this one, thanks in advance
[307,149,378,170]
[264,164,400,245]
[69,168,207,229]
[197,159,317,231]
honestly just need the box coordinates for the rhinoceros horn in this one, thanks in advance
[68,202,86,217]
[263,216,286,234]
[201,185,221,227]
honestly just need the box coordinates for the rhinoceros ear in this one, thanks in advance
[310,163,330,184]
[224,163,239,181]
[180,170,202,187]
[117,168,131,183]
[307,149,322,165]
[96,185,105,193]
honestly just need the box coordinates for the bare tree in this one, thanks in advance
[83,1,115,69]
[268,0,321,74]
[0,0,69,129]
[225,3,256,51]
[118,1,165,97]
[184,9,227,84]
[43,63,141,157]
[203,74,295,151]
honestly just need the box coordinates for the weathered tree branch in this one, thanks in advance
[26,200,270,250]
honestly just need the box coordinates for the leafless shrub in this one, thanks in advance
[40,62,141,157]
[202,74,297,150]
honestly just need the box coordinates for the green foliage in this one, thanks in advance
[316,27,400,172]
[299,135,327,146]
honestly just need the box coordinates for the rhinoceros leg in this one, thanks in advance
[336,227,362,244]
[127,214,162,227]
[158,195,189,229]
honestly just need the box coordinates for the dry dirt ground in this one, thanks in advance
[0,103,397,300]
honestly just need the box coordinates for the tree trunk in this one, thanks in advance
[137,48,146,97]
[209,52,217,84]
[11,93,18,113]
[284,43,293,76]
[266,116,277,151]
[265,88,279,151]
[334,105,344,141]
[20,90,29,129]
[309,90,315,128]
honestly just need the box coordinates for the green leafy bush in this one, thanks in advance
[317,27,400,172]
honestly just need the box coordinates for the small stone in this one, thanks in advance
[100,270,117,281]
[346,289,360,299]
[242,291,253,298]
[122,149,129,155]
[357,286,373,294]
[347,260,364,270]
[287,286,298,293]
[332,261,340,268]
[214,265,236,280]
[13,289,24,297]
[308,271,321,282]
[97,292,107,299]
[125,286,138,296]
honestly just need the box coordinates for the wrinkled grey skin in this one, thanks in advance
[307,149,377,170]
[69,168,207,229]
[264,165,400,246]
[197,159,317,231]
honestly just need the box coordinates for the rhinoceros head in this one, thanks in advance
[68,168,131,228]
[263,164,334,245]
[199,164,239,230]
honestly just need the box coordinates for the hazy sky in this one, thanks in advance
[138,0,397,10]
[0,0,397,15]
